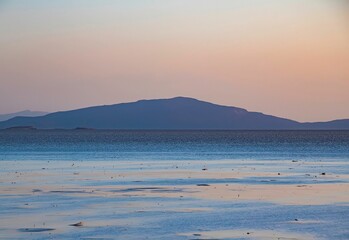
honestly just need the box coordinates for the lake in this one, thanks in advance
[0,130,348,239]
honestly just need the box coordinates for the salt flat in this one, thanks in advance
[1,159,348,239]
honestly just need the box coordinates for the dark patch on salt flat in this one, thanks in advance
[111,187,183,193]
[18,228,55,232]
[50,190,88,194]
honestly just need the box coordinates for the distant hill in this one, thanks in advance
[301,119,349,130]
[0,97,348,130]
[0,110,48,122]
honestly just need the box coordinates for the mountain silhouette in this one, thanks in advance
[0,97,348,130]
[0,110,48,122]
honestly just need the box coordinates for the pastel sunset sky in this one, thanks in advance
[0,0,348,122]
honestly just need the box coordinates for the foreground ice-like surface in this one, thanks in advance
[0,159,348,239]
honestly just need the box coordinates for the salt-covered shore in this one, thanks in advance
[1,159,348,239]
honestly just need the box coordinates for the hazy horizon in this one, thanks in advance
[0,0,348,122]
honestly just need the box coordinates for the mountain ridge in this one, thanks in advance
[0,97,348,130]
[0,110,48,122]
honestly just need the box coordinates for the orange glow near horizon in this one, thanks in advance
[0,0,348,122]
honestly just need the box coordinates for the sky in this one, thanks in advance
[0,0,348,122]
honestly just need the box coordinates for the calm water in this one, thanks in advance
[1,130,349,239]
[0,130,349,161]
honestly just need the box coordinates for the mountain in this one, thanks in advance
[0,97,348,130]
[0,110,48,122]
[301,119,349,130]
